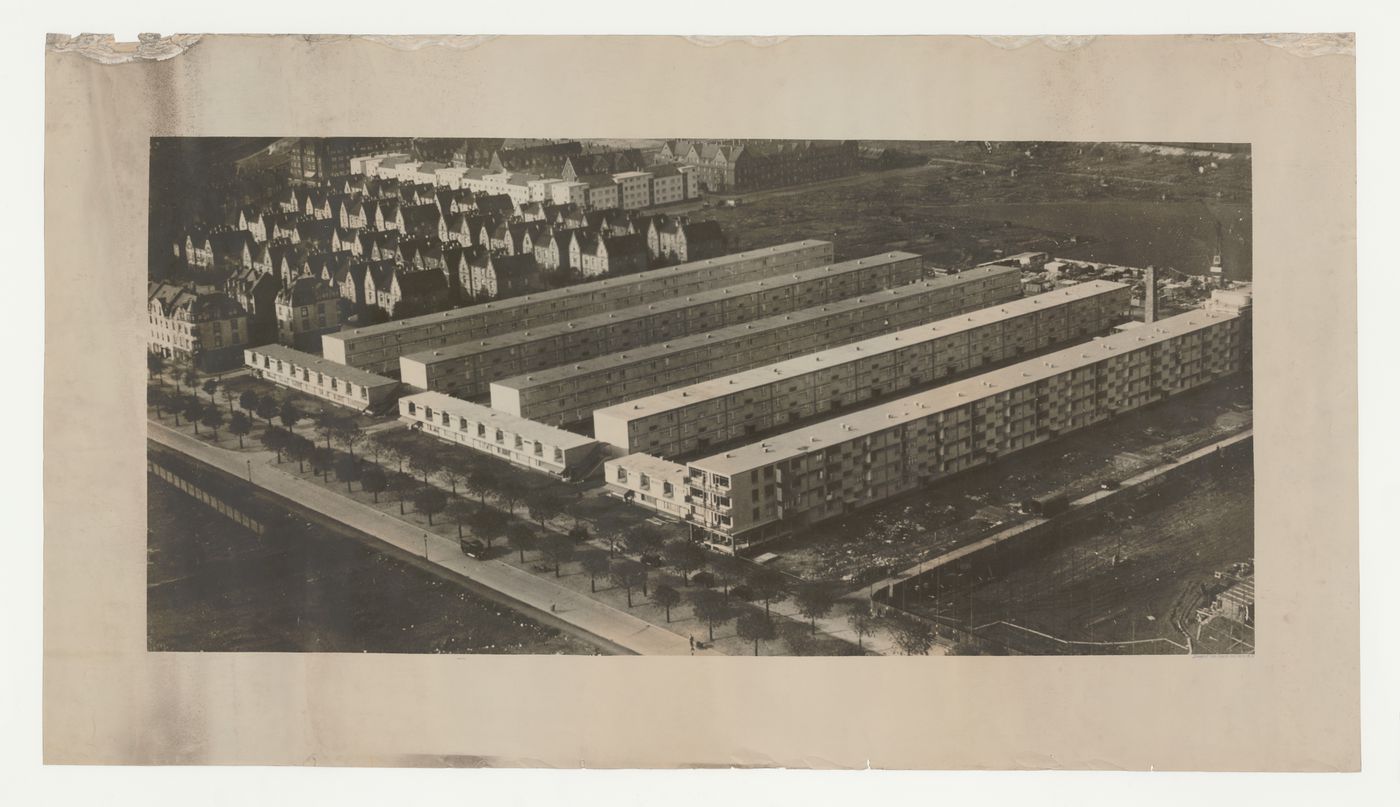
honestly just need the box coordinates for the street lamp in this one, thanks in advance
[246,459,252,482]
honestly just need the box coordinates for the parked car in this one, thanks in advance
[1099,479,1120,490]
[459,539,485,559]
[690,571,716,588]
[729,584,755,601]
[640,553,664,568]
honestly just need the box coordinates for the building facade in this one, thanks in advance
[491,260,1024,427]
[606,308,1243,552]
[245,344,400,411]
[594,281,1131,457]
[398,391,599,478]
[399,249,927,397]
[322,240,833,373]
[275,276,343,351]
[148,282,250,372]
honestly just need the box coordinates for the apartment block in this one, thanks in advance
[245,344,400,411]
[594,281,1131,457]
[400,252,928,397]
[491,264,1023,426]
[607,308,1242,552]
[398,391,598,478]
[322,240,833,373]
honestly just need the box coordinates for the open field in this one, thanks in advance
[761,374,1252,585]
[915,459,1255,655]
[147,471,597,654]
[706,142,1250,279]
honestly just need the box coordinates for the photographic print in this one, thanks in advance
[145,136,1254,657]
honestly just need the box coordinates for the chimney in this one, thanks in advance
[1143,265,1157,324]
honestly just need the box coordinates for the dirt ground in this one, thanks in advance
[147,475,595,654]
[762,374,1252,585]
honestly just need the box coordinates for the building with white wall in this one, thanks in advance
[245,344,400,411]
[398,391,598,478]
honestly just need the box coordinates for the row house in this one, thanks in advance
[246,344,399,412]
[225,265,281,346]
[398,203,442,240]
[237,206,269,242]
[460,251,542,301]
[572,232,650,278]
[147,281,249,372]
[650,218,726,263]
[364,263,449,318]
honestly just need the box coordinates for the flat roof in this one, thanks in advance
[401,391,597,450]
[246,343,399,389]
[495,263,1017,391]
[606,453,689,480]
[597,280,1128,421]
[403,251,923,367]
[325,240,831,347]
[687,308,1239,477]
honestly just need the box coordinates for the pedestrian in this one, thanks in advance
[550,603,556,613]
[689,635,695,651]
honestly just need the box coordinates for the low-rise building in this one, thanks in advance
[245,344,399,411]
[398,391,599,478]
[603,454,691,520]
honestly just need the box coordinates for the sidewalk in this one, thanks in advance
[149,421,716,656]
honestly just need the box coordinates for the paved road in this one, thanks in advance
[149,422,717,656]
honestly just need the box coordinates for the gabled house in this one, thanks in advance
[237,206,269,242]
[293,218,336,252]
[147,282,249,372]
[225,265,281,346]
[397,203,442,240]
[276,276,342,351]
[465,251,541,300]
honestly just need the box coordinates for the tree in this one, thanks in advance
[663,540,707,586]
[389,473,410,515]
[568,524,590,543]
[310,446,334,480]
[748,567,790,617]
[624,524,665,557]
[239,389,261,415]
[228,411,252,448]
[538,533,575,577]
[361,465,388,503]
[147,352,166,383]
[436,459,467,495]
[736,611,777,656]
[413,486,448,525]
[610,559,648,608]
[255,395,280,424]
[496,477,526,514]
[334,419,366,458]
[334,454,362,492]
[200,407,224,440]
[284,433,312,471]
[507,523,538,563]
[181,365,200,392]
[260,425,288,462]
[711,554,748,596]
[579,550,611,593]
[892,619,937,656]
[445,499,475,540]
[846,600,877,652]
[525,487,564,529]
[408,451,440,485]
[370,431,404,473]
[781,621,819,656]
[279,400,303,431]
[468,507,509,548]
[794,583,838,634]
[314,410,340,449]
[148,387,168,418]
[201,378,219,403]
[467,466,498,504]
[651,584,681,623]
[690,590,736,642]
[183,398,207,434]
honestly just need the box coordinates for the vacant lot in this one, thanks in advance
[147,474,596,654]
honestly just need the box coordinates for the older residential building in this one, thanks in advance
[323,240,833,373]
[399,248,924,397]
[490,263,1022,427]
[288,138,411,181]
[276,276,343,351]
[246,344,399,412]
[148,282,249,372]
[608,308,1244,552]
[670,140,860,193]
[225,266,281,346]
[594,281,1132,457]
[573,231,650,278]
[399,391,599,478]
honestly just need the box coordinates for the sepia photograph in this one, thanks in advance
[145,136,1254,657]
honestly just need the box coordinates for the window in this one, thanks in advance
[441,411,450,426]
[477,424,486,437]
[407,402,416,415]
[616,466,628,482]
[554,447,563,462]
